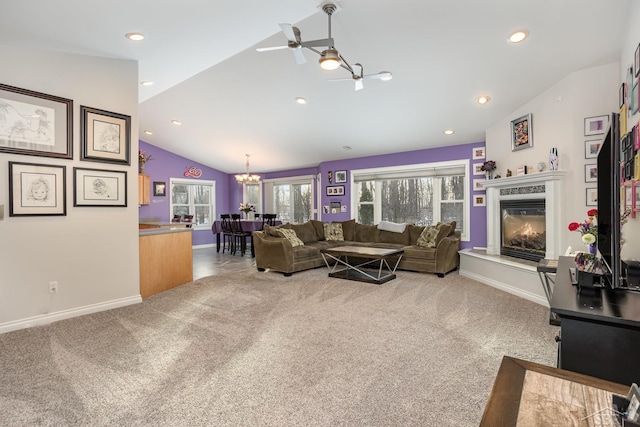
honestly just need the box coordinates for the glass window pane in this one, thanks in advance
[172,185,189,204]
[195,206,210,225]
[441,201,463,229]
[193,185,210,204]
[173,206,189,216]
[380,177,433,225]
[441,176,464,200]
[274,184,290,222]
[245,184,260,206]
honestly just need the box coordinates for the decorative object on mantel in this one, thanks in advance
[138,150,152,174]
[506,169,512,177]
[536,162,546,172]
[549,147,558,171]
[516,165,527,176]
[568,209,598,255]
[511,113,533,151]
[239,202,256,219]
[481,160,496,180]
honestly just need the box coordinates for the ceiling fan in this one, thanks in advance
[327,63,392,91]
[256,1,392,89]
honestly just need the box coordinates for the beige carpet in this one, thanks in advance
[0,268,558,426]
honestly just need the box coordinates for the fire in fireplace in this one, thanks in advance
[500,199,546,262]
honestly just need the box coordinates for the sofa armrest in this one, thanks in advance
[434,235,461,274]
[253,231,295,272]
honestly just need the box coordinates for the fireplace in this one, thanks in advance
[500,200,546,262]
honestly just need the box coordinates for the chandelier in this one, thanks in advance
[235,154,260,184]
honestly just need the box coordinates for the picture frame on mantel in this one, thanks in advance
[0,83,73,159]
[511,114,532,151]
[80,105,131,165]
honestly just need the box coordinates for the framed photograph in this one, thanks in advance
[634,181,640,217]
[620,83,627,108]
[473,163,484,175]
[80,105,131,165]
[511,114,532,151]
[0,83,72,159]
[334,170,347,183]
[584,140,601,159]
[636,44,640,78]
[626,383,640,422]
[586,187,597,206]
[625,181,633,212]
[473,179,485,192]
[584,115,609,136]
[73,167,127,207]
[326,185,345,196]
[9,161,66,216]
[633,81,639,114]
[473,195,486,207]
[472,146,485,160]
[584,164,597,183]
[153,181,166,197]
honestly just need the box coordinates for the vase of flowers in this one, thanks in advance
[568,209,602,273]
[239,202,255,219]
[139,150,152,174]
[481,160,497,180]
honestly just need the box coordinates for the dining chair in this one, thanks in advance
[231,213,252,256]
[262,214,277,229]
[220,214,235,254]
[182,214,194,228]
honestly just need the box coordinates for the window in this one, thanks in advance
[352,160,469,239]
[263,176,315,224]
[243,183,262,214]
[169,178,215,229]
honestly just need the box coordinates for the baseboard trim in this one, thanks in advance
[459,269,548,307]
[0,295,142,334]
[193,243,215,249]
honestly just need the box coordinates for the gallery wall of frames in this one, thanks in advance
[1,83,131,216]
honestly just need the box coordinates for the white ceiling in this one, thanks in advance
[1,0,630,174]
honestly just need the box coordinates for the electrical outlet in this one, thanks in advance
[49,281,58,293]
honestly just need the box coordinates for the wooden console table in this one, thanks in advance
[481,356,628,426]
[550,256,640,385]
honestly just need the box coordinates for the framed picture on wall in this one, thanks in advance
[73,167,127,207]
[9,161,66,216]
[473,163,485,175]
[0,83,73,159]
[472,146,485,160]
[584,115,609,136]
[326,185,345,196]
[334,170,347,183]
[584,140,601,159]
[80,106,131,165]
[584,164,597,183]
[511,114,533,151]
[473,195,486,207]
[586,188,597,206]
[473,179,485,191]
[153,181,166,197]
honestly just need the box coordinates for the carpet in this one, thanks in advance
[0,268,558,426]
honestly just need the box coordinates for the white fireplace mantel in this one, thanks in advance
[483,170,567,260]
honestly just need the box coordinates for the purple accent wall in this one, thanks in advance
[138,141,230,246]
[140,140,488,250]
[317,142,487,250]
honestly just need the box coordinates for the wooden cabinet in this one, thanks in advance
[138,173,150,205]
[139,229,193,298]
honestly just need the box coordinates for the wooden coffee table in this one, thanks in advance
[320,246,404,284]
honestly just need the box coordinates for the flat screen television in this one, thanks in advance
[596,112,621,288]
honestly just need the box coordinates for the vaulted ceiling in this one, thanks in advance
[1,0,630,174]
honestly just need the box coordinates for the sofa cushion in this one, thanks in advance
[310,219,326,241]
[403,245,436,260]
[336,219,356,241]
[323,222,344,241]
[379,228,410,245]
[290,221,318,243]
[354,223,379,243]
[416,226,439,248]
[277,228,304,247]
[408,224,425,245]
[438,221,457,236]
[263,223,284,237]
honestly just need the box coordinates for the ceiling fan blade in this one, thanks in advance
[355,79,364,91]
[353,63,363,77]
[327,77,355,82]
[301,38,334,48]
[362,71,393,81]
[256,45,289,52]
[279,23,299,43]
[292,47,306,64]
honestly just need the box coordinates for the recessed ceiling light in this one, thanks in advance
[140,81,154,86]
[125,32,145,41]
[343,146,352,150]
[144,130,153,135]
[443,129,455,135]
[476,95,491,105]
[295,97,307,104]
[171,120,182,125]
[508,30,528,43]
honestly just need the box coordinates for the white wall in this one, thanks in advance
[485,62,619,255]
[0,45,141,332]
[620,2,640,262]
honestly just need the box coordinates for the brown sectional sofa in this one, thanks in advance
[253,219,460,277]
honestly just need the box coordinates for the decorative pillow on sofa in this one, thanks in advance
[310,219,326,241]
[290,221,318,243]
[263,224,283,237]
[417,223,452,248]
[437,221,457,236]
[323,222,344,241]
[277,228,304,247]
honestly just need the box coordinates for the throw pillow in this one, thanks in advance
[277,228,304,247]
[435,222,452,245]
[416,225,439,248]
[323,222,344,241]
[263,224,282,238]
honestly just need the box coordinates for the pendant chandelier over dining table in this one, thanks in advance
[235,154,261,183]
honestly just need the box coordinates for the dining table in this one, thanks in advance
[211,219,282,257]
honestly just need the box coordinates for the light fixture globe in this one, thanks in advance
[319,48,341,71]
[235,154,261,184]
